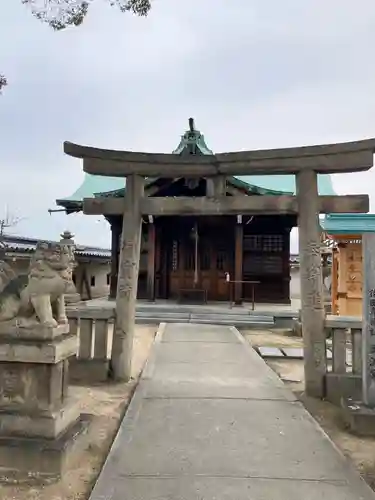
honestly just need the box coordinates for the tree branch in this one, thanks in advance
[0,209,25,238]
[1,0,152,93]
[21,0,151,30]
[0,75,7,93]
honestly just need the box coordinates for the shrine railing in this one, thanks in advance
[324,315,362,405]
[67,305,116,383]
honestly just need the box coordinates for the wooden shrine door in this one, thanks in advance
[166,218,233,301]
[198,228,233,300]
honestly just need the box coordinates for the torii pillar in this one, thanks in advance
[112,175,144,381]
[296,170,326,397]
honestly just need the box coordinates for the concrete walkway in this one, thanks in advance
[90,323,375,500]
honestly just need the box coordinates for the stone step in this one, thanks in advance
[136,311,191,320]
[257,346,285,358]
[256,346,335,361]
[136,306,252,316]
[188,320,273,328]
[189,313,273,322]
[135,317,188,325]
[281,347,304,359]
[133,315,275,328]
[134,311,274,323]
[190,314,274,327]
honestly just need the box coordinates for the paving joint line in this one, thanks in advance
[116,473,349,485]
[142,396,301,403]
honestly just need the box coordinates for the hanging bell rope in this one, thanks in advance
[193,222,198,287]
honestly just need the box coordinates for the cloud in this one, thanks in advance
[1,0,375,252]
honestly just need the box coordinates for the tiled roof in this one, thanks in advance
[321,213,375,234]
[1,234,111,259]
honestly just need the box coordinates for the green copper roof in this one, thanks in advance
[59,175,125,204]
[235,174,334,195]
[321,213,375,234]
[57,118,336,207]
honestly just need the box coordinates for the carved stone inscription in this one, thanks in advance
[1,367,21,402]
[362,233,375,407]
[0,363,62,411]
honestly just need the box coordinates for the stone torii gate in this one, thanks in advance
[63,138,374,398]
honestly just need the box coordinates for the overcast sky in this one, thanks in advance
[1,0,375,252]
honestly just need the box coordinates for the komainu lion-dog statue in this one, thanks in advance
[0,241,75,328]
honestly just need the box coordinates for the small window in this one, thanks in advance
[90,276,96,287]
[107,273,110,285]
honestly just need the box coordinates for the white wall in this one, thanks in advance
[85,262,110,299]
[290,267,301,299]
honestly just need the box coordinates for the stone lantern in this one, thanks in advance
[60,230,81,304]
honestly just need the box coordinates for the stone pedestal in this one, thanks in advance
[0,322,89,483]
[326,375,362,406]
[64,290,81,305]
[291,319,302,337]
[341,397,375,436]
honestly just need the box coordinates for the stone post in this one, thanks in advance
[60,230,81,304]
[110,223,120,300]
[362,233,375,407]
[206,175,226,197]
[340,233,375,435]
[0,241,5,261]
[296,170,327,398]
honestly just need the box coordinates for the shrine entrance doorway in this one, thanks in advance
[157,216,234,301]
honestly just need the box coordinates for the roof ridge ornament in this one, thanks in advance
[186,117,198,155]
[172,118,214,156]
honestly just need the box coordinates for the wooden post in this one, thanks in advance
[147,219,156,301]
[362,233,375,407]
[110,222,120,299]
[281,228,291,304]
[234,216,243,305]
[331,248,339,314]
[155,225,162,299]
[296,169,326,398]
[111,175,144,382]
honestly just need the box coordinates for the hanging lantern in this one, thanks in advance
[190,224,198,240]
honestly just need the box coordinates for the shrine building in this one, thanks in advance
[56,119,336,304]
[321,213,375,316]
